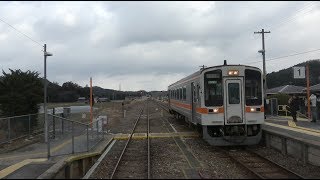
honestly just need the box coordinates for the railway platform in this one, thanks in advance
[0,134,113,179]
[262,115,320,167]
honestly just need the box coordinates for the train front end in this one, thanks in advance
[201,65,264,146]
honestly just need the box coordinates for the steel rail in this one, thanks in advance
[110,103,145,179]
[151,100,204,179]
[246,148,305,179]
[219,147,304,179]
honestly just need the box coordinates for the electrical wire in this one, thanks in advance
[246,48,320,65]
[271,1,319,31]
[0,17,43,49]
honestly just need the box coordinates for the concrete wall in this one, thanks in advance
[264,131,320,166]
[38,138,113,179]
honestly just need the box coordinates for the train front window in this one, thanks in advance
[204,70,223,106]
[245,69,262,106]
[228,83,240,104]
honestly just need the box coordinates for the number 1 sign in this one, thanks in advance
[293,66,306,79]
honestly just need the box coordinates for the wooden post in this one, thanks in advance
[90,77,93,126]
[306,64,311,120]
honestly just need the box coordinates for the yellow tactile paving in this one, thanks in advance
[132,133,147,140]
[0,158,47,179]
[276,116,309,122]
[113,134,130,140]
[264,122,320,136]
[114,132,200,140]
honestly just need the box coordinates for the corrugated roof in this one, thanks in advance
[266,85,305,94]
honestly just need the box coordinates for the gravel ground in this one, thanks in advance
[150,138,189,179]
[113,140,148,179]
[90,140,126,179]
[90,99,320,179]
[183,138,257,179]
[106,101,145,134]
[253,145,320,179]
[91,100,195,179]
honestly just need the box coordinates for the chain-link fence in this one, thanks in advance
[0,106,105,157]
[47,113,105,157]
[0,113,45,145]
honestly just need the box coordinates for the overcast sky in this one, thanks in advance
[0,1,319,91]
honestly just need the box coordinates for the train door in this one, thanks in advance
[191,82,196,123]
[224,78,244,124]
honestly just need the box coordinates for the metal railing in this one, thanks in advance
[277,105,308,118]
[0,113,45,145]
[47,113,105,157]
[0,107,105,157]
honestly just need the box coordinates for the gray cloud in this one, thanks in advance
[0,1,318,91]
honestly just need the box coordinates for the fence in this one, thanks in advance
[47,113,105,157]
[0,113,45,145]
[0,107,105,157]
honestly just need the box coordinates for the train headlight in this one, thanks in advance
[228,70,239,76]
[213,108,219,113]
[250,108,255,112]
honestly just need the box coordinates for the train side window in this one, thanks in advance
[177,89,179,100]
[197,84,200,103]
[180,88,183,100]
[193,84,197,103]
[176,89,178,100]
[183,86,186,100]
[177,88,179,100]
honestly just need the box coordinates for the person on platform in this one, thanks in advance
[288,95,299,122]
[310,94,317,122]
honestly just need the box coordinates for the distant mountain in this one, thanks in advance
[266,59,320,89]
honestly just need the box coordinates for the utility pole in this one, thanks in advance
[44,44,47,144]
[90,77,93,125]
[254,29,270,98]
[306,63,311,120]
[43,44,52,158]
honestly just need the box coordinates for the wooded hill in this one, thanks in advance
[266,59,320,89]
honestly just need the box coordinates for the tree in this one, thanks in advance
[62,81,82,91]
[0,69,43,116]
[0,69,43,131]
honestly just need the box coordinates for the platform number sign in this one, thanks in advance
[293,66,305,79]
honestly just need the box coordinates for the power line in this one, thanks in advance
[271,1,318,31]
[246,48,320,65]
[0,17,43,48]
[273,1,315,26]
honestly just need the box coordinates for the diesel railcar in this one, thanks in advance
[168,61,264,146]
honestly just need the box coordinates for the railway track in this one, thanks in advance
[110,101,150,179]
[220,147,304,179]
[150,100,203,179]
[154,99,304,179]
